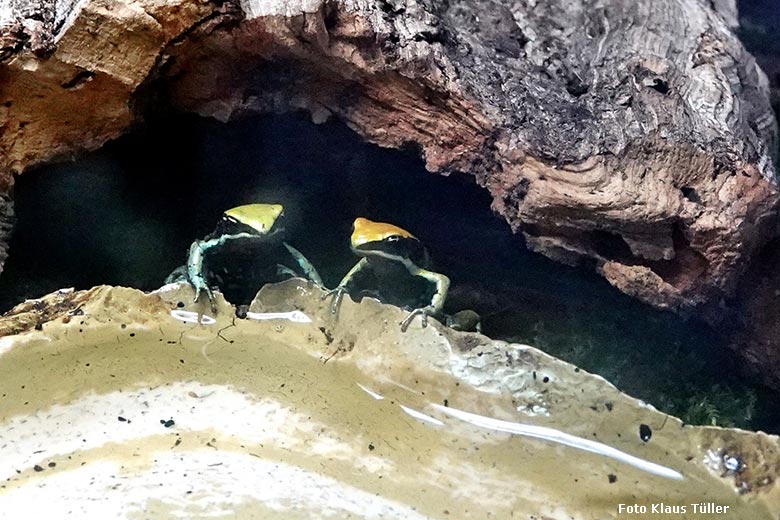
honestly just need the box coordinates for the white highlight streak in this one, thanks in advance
[400,405,444,426]
[431,404,683,480]
[245,310,312,323]
[356,383,385,400]
[170,310,216,325]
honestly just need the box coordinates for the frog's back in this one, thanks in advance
[363,257,435,309]
[206,240,309,303]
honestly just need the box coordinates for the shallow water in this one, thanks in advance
[0,112,777,432]
[2,283,775,519]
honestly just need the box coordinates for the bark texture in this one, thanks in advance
[0,193,12,271]
[1,1,779,378]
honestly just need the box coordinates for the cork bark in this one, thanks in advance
[1,0,779,379]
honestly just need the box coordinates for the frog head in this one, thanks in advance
[350,217,427,266]
[220,204,284,236]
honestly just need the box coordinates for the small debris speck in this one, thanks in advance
[724,455,741,472]
[608,474,617,484]
[368,443,375,451]
[48,462,56,468]
[161,419,175,428]
[443,399,449,407]
[118,416,128,422]
[33,465,44,472]
[129,333,135,337]
[318,326,334,344]
[639,424,652,442]
[542,376,550,383]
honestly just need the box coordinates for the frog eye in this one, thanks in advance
[386,235,400,242]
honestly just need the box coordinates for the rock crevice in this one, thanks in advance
[1,0,779,375]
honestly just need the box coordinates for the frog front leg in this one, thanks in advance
[321,257,370,315]
[187,239,215,310]
[186,233,255,311]
[400,268,450,332]
[283,242,323,286]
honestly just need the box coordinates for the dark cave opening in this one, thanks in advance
[589,230,635,264]
[0,111,778,432]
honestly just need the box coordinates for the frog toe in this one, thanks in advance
[191,279,216,311]
[401,307,430,333]
[321,287,349,317]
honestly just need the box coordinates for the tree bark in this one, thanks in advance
[1,0,779,376]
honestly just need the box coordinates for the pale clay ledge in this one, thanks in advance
[0,279,778,519]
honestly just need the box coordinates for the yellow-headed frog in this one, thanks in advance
[168,203,322,310]
[324,217,450,332]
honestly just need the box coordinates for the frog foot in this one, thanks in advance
[191,276,216,313]
[400,307,432,333]
[321,286,348,316]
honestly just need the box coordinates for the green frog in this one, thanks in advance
[324,217,450,332]
[168,203,322,310]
